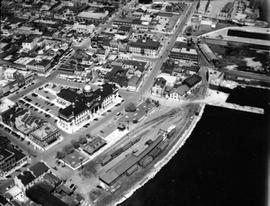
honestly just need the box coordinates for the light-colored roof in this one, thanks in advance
[78,10,108,19]
[30,123,58,141]
[157,73,177,86]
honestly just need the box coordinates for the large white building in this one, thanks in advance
[128,39,161,57]
[57,83,121,133]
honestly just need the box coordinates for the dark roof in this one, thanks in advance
[29,162,49,178]
[43,173,62,187]
[131,18,142,25]
[174,84,190,96]
[0,195,8,204]
[153,77,166,88]
[59,83,117,119]
[105,67,129,87]
[57,88,78,102]
[26,185,68,206]
[118,25,131,32]
[17,171,36,186]
[0,148,13,162]
[183,74,202,88]
[128,39,160,50]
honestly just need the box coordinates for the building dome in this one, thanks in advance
[84,84,91,93]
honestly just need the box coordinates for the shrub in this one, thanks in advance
[71,140,80,149]
[56,151,66,159]
[125,103,136,112]
[79,136,87,145]
[63,145,74,154]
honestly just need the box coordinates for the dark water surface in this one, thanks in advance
[120,105,269,206]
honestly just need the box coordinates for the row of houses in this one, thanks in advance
[1,107,61,150]
[152,74,202,101]
[0,136,28,178]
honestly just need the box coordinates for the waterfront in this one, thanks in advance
[120,105,268,206]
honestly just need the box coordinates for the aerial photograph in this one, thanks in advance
[0,0,269,206]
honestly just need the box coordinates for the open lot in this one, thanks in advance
[118,102,156,124]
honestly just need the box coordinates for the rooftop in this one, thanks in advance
[30,123,59,141]
[129,38,160,50]
[58,83,117,119]
[183,74,202,88]
[29,162,49,178]
[78,10,108,20]
[100,135,164,185]
[17,171,35,186]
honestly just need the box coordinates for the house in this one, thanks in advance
[151,77,166,97]
[22,35,40,51]
[183,74,202,88]
[43,173,62,189]
[0,136,28,178]
[15,171,36,191]
[167,84,190,101]
[6,185,28,203]
[29,162,49,180]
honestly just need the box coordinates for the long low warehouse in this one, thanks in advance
[99,135,164,187]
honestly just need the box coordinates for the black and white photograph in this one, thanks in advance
[0,0,269,206]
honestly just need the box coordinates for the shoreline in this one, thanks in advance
[113,103,206,206]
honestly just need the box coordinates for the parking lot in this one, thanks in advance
[22,92,59,117]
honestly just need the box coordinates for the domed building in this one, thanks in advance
[83,84,92,97]
[57,83,121,134]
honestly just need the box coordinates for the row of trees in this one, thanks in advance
[125,98,160,113]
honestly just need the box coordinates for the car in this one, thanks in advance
[116,112,121,116]
[72,185,78,191]
[94,118,98,121]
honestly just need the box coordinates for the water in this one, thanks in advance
[120,106,269,206]
[227,86,270,108]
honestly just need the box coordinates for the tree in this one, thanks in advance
[63,145,74,154]
[56,151,66,159]
[185,25,193,36]
[155,100,160,107]
[196,0,201,11]
[205,0,210,13]
[145,98,152,105]
[71,140,80,149]
[125,102,137,112]
[79,136,87,145]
